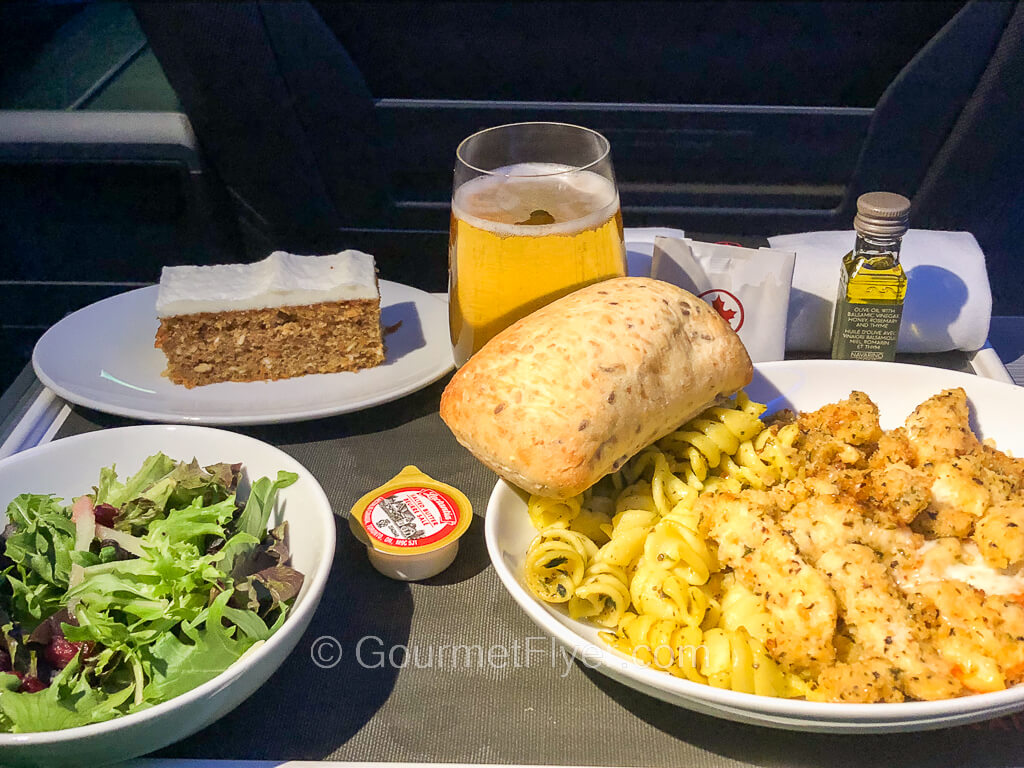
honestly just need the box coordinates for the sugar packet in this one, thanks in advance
[651,237,796,362]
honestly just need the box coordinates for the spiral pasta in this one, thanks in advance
[700,627,804,697]
[568,559,632,627]
[629,567,713,625]
[598,506,659,568]
[523,391,809,698]
[657,400,761,486]
[528,494,581,530]
[602,613,804,697]
[641,514,716,585]
[567,492,614,545]
[718,575,773,643]
[753,422,800,483]
[602,613,706,679]
[524,527,598,603]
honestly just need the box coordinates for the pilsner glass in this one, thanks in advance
[448,122,627,366]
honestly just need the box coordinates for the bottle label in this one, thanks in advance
[831,303,903,361]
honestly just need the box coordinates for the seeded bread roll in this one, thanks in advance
[440,276,753,498]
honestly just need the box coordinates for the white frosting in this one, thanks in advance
[156,250,378,317]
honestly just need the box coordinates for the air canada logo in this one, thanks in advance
[699,289,744,332]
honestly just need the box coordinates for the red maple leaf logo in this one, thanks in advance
[711,295,736,322]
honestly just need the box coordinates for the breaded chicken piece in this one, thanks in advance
[902,536,963,583]
[699,387,1024,702]
[781,495,921,565]
[814,657,905,703]
[701,491,838,675]
[979,443,1024,496]
[869,428,918,469]
[961,444,1024,512]
[974,500,1024,569]
[816,543,962,700]
[910,580,1024,692]
[912,508,975,539]
[913,457,991,538]
[791,434,863,477]
[905,390,1023,535]
[856,463,933,527]
[904,388,980,466]
[780,496,861,562]
[797,391,883,447]
[786,394,884,479]
[860,427,932,525]
[989,596,1024,684]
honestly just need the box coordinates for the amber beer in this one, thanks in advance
[449,162,626,366]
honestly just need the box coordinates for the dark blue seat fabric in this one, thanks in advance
[133,0,1024,311]
[134,1,391,257]
[911,4,1024,315]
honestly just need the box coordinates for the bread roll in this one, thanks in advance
[440,277,753,498]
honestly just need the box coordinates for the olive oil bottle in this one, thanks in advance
[830,192,910,361]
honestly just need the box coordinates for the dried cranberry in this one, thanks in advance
[12,671,47,693]
[43,638,84,670]
[93,503,119,528]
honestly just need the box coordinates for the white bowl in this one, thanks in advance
[486,360,1024,733]
[0,425,335,766]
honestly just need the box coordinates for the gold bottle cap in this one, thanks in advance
[854,192,911,238]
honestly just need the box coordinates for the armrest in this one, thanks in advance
[0,110,201,172]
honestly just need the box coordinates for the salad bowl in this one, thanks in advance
[0,425,335,767]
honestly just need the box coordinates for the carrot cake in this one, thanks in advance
[155,250,385,387]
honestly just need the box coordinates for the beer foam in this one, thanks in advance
[452,163,620,237]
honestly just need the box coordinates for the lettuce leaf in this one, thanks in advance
[234,472,298,542]
[222,472,298,578]
[228,523,304,618]
[0,455,302,733]
[2,494,75,626]
[0,655,134,733]
[137,590,263,706]
[65,496,237,626]
[110,457,241,536]
[94,454,177,509]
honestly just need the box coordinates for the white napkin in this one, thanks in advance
[767,229,992,353]
[651,237,795,363]
[624,227,686,277]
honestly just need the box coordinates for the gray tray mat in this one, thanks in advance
[53,376,1024,767]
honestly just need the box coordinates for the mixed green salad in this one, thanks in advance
[0,453,302,734]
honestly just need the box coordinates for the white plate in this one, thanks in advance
[0,425,335,767]
[486,360,1024,733]
[32,281,454,424]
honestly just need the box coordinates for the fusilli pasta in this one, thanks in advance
[523,392,798,697]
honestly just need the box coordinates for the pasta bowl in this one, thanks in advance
[0,425,335,766]
[485,359,1024,732]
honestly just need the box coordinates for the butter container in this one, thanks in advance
[348,466,472,581]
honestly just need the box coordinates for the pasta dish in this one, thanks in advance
[523,387,1024,702]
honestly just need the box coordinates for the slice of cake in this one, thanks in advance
[155,250,385,387]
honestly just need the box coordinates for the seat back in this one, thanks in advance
[135,1,1022,311]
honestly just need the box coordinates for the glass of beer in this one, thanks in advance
[449,122,626,366]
